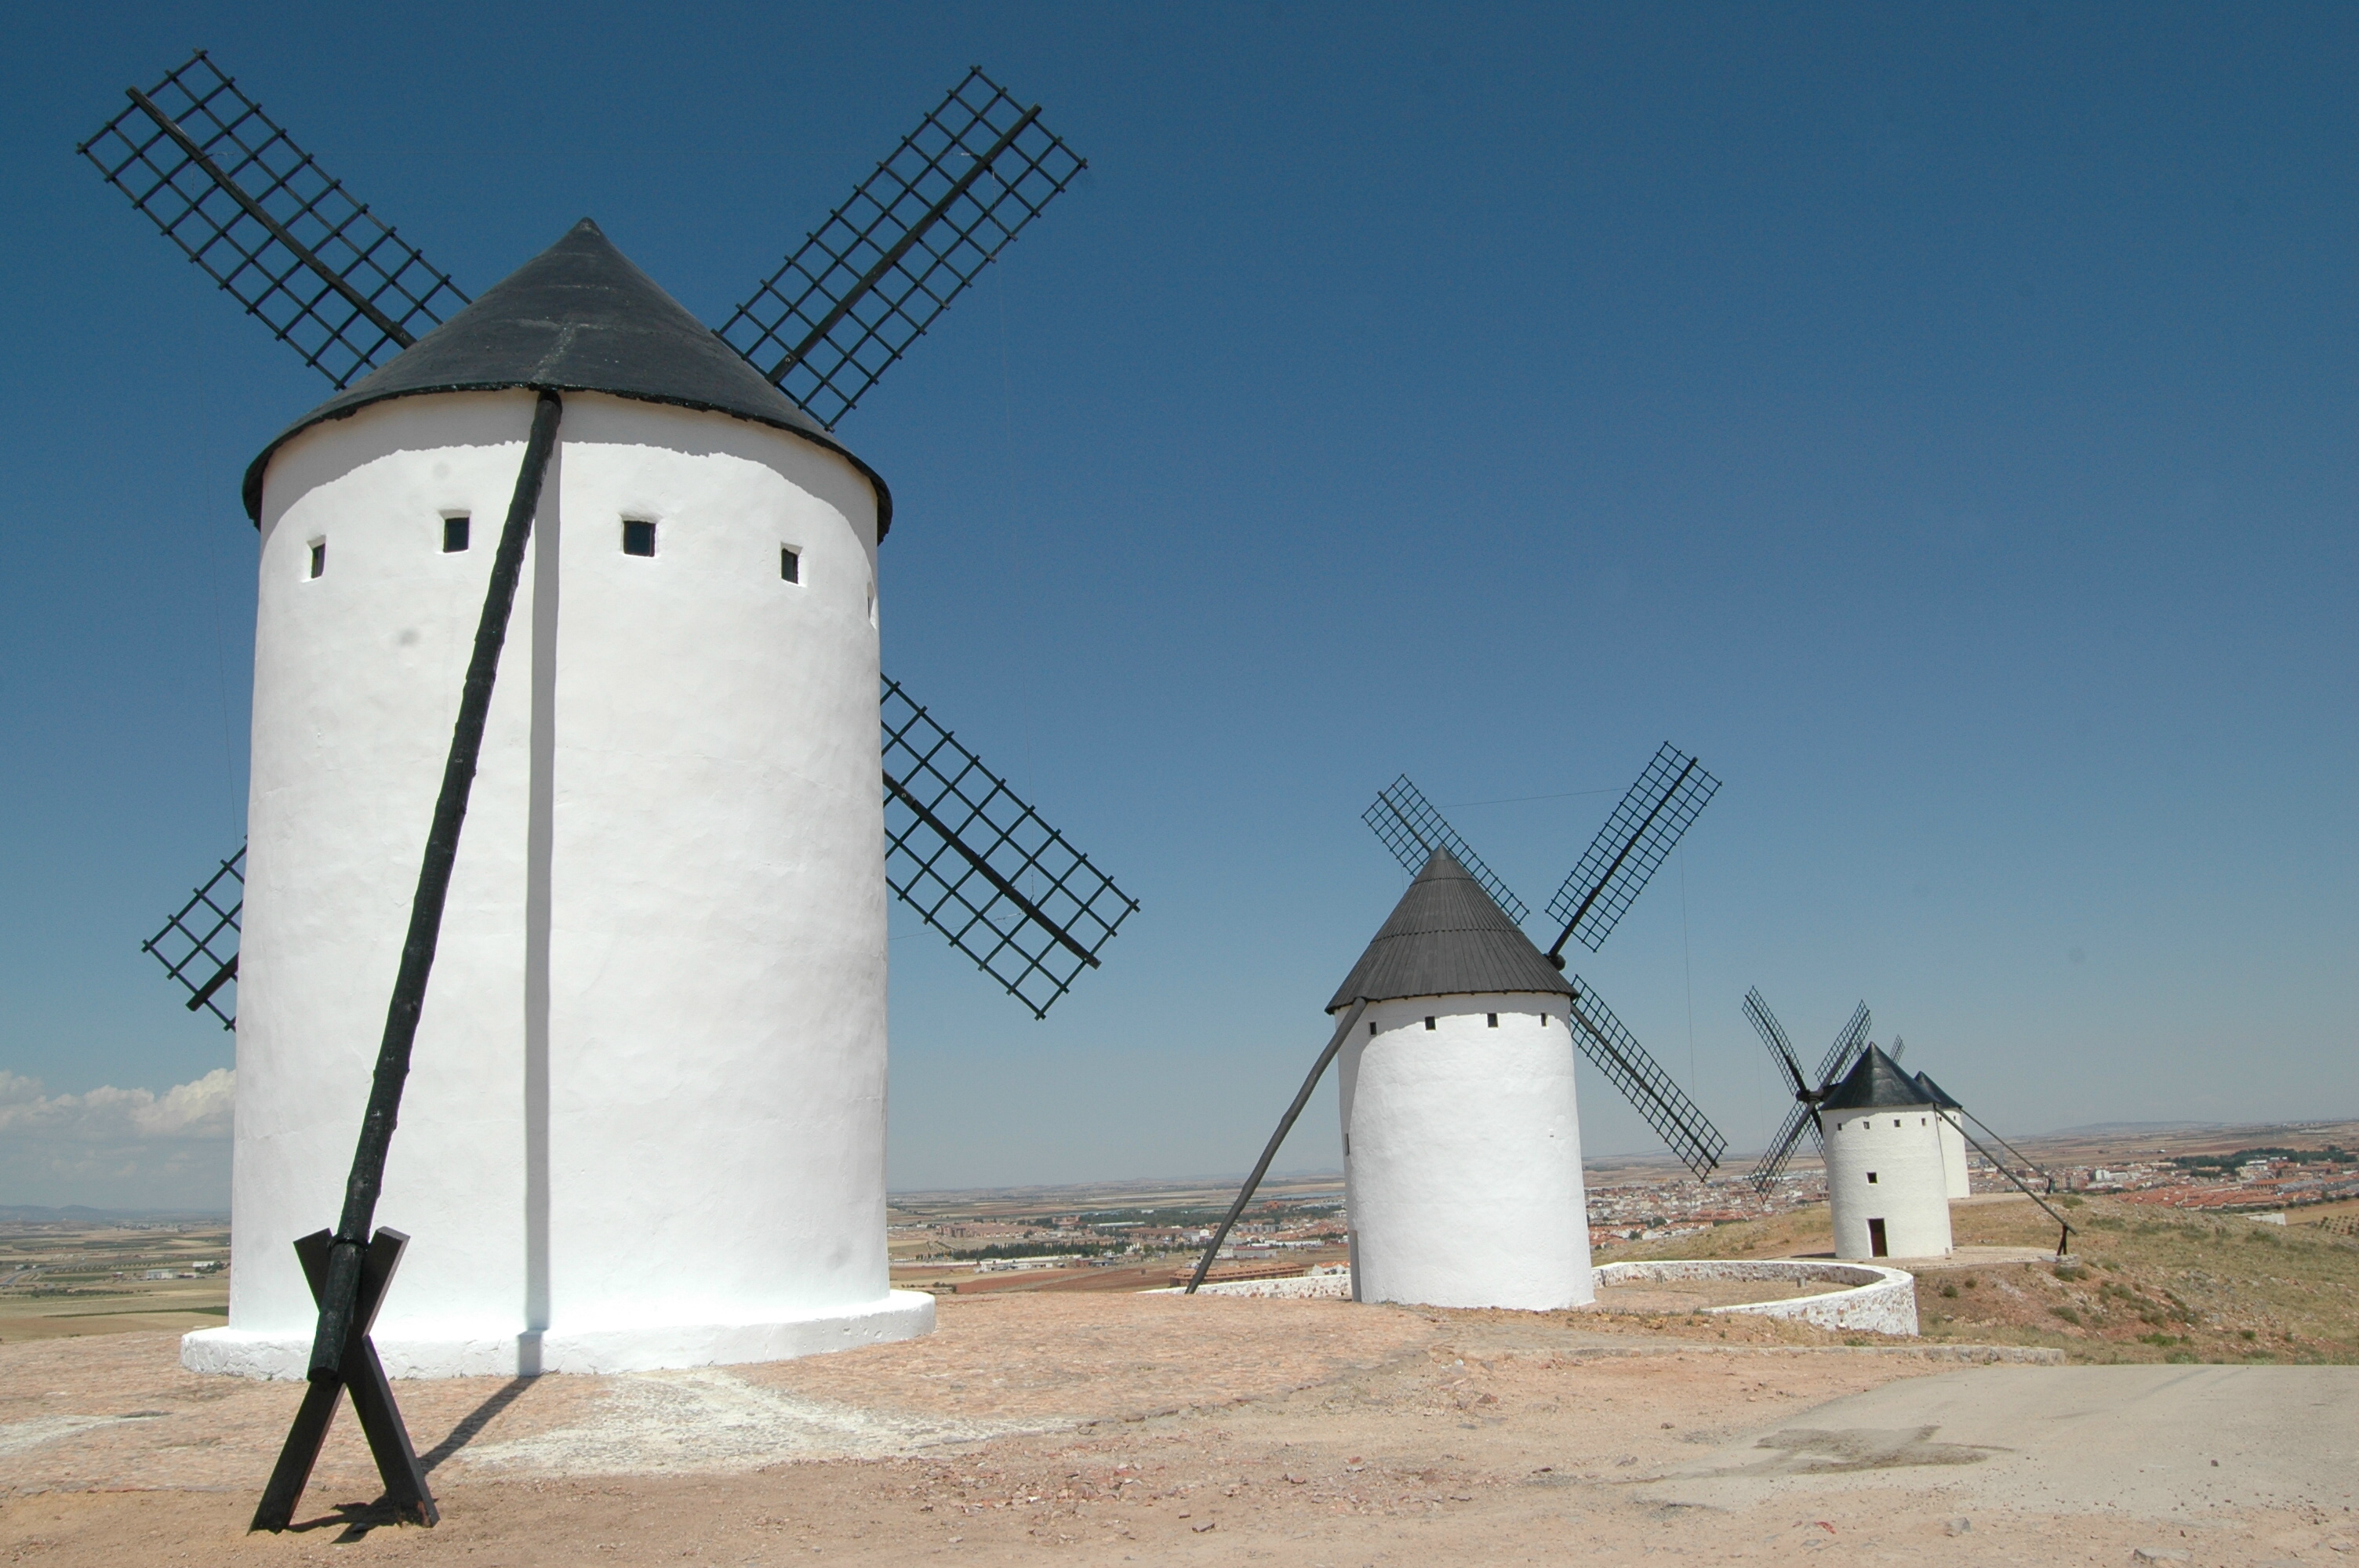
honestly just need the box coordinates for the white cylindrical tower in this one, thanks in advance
[1819,1047,1953,1261]
[1332,850,1592,1311]
[1935,1116,1971,1200]
[184,220,933,1378]
[1914,1071,1973,1200]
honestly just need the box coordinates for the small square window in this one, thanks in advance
[1867,1172,1880,1184]
[1423,1017,1436,1031]
[307,540,325,579]
[443,515,471,553]
[622,519,656,557]
[780,546,801,583]
[1486,1014,1499,1028]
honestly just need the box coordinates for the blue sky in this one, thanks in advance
[2,3,2350,1207]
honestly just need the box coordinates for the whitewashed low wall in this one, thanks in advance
[1158,1260,1914,1334]
[1146,1270,1355,1300]
[1593,1260,1919,1337]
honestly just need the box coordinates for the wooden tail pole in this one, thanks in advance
[1954,1120,2077,1261]
[254,389,562,1533]
[1187,999,1368,1294]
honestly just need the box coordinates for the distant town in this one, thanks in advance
[878,1120,2359,1297]
[2,1120,2350,1331]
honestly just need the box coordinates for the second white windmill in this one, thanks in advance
[1190,747,1728,1309]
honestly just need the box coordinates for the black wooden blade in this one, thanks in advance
[1362,775,1529,925]
[142,844,245,1030]
[1816,1002,1872,1092]
[1545,745,1720,959]
[1565,978,1727,1179]
[881,677,1136,1019]
[1742,986,1810,1098]
[1747,1098,1820,1195]
[717,67,1085,429]
[80,51,469,389]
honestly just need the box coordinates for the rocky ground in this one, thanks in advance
[2,1285,2353,1566]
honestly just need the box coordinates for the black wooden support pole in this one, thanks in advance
[1186,999,1368,1294]
[255,387,562,1532]
[1953,1120,2077,1260]
[253,1229,434,1530]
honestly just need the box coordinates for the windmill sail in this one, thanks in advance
[1545,744,1719,958]
[79,51,467,389]
[1745,999,1872,1192]
[1749,1098,1820,1192]
[1362,775,1529,925]
[1743,985,1808,1095]
[881,678,1137,1018]
[1816,1002,1873,1091]
[717,68,1085,430]
[1565,978,1728,1179]
[142,847,245,1029]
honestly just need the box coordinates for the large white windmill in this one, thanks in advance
[83,54,1136,1530]
[1189,750,1728,1311]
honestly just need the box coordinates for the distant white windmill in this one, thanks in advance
[1189,750,1729,1310]
[1744,993,2077,1262]
[1816,1047,1954,1260]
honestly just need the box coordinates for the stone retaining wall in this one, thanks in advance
[1156,1260,1916,1334]
[1593,1259,1919,1336]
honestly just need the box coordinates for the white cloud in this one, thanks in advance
[0,1069,234,1142]
[0,1069,234,1211]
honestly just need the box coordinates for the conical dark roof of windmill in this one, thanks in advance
[1326,848,1573,1013]
[1912,1070,1963,1110]
[242,219,889,532]
[1821,1045,1933,1112]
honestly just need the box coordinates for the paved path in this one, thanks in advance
[1645,1364,2359,1517]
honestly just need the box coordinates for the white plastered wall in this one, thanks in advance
[188,390,931,1378]
[1821,1103,1954,1261]
[1338,993,1593,1311]
[1936,1111,1971,1200]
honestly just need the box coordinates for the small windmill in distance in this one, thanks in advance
[1743,991,2075,1259]
[1189,746,1728,1308]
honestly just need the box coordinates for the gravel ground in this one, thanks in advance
[0,1293,2348,1566]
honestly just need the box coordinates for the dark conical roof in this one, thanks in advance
[242,219,890,532]
[1326,848,1573,1013]
[1821,1045,1934,1112]
[1912,1070,1963,1110]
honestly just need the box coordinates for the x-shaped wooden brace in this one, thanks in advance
[250,1227,438,1531]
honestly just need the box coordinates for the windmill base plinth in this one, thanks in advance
[182,1290,936,1381]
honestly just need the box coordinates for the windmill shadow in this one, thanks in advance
[417,1376,536,1473]
[282,1375,538,1539]
[285,1497,431,1542]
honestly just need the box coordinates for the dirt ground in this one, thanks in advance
[1612,1192,2359,1364]
[3,1290,2352,1566]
